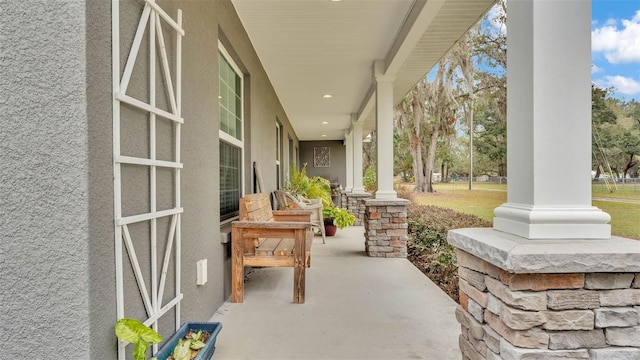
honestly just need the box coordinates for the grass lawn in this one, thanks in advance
[405,182,640,240]
[592,182,640,200]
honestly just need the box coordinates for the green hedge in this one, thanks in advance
[406,205,491,301]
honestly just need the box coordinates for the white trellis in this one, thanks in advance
[112,0,184,359]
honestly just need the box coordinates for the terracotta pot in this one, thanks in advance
[324,219,337,236]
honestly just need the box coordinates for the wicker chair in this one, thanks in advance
[274,190,326,244]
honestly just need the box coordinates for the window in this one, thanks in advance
[220,141,241,221]
[288,136,293,185]
[219,44,243,221]
[275,122,282,188]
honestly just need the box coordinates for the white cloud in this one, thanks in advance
[592,10,640,64]
[600,75,640,96]
[605,18,618,26]
[591,64,603,74]
[592,78,608,90]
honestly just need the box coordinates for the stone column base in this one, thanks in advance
[341,192,371,226]
[363,198,410,258]
[448,228,640,360]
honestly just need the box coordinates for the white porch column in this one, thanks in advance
[450,3,639,357]
[493,0,610,239]
[352,121,365,193]
[344,128,353,193]
[374,60,396,199]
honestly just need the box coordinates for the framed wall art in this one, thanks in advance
[313,146,330,167]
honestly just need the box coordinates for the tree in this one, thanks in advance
[625,100,640,177]
[470,0,507,178]
[393,2,505,190]
[451,31,477,187]
[363,130,376,171]
[617,129,640,179]
[410,79,430,192]
[393,131,413,182]
[592,85,619,179]
[626,99,640,128]
[394,56,459,194]
[394,81,428,191]
[473,101,507,176]
[423,60,458,193]
[436,136,456,182]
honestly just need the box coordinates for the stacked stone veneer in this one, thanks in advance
[449,228,640,360]
[341,192,370,226]
[363,198,410,258]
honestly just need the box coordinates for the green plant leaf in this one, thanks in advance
[172,339,193,360]
[286,164,333,207]
[115,318,144,344]
[115,318,163,360]
[115,318,162,344]
[324,207,355,229]
[134,339,147,360]
[190,339,206,350]
[139,326,163,343]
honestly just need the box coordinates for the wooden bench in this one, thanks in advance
[231,193,314,304]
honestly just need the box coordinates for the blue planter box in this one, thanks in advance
[154,322,222,360]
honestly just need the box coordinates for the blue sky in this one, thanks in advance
[592,0,640,101]
[431,1,640,101]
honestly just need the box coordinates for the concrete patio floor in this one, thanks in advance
[209,226,461,360]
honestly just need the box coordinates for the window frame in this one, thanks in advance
[275,121,282,189]
[219,41,245,224]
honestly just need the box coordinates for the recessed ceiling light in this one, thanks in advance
[218,96,222,99]
[322,121,329,125]
[330,0,341,2]
[322,134,327,137]
[322,94,332,99]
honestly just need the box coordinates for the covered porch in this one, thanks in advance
[6,0,640,359]
[211,226,461,359]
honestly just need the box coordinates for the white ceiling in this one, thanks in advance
[232,0,495,141]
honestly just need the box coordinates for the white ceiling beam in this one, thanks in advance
[383,0,445,77]
[356,85,375,124]
[354,0,446,127]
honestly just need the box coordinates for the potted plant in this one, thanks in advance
[154,322,222,360]
[115,319,222,360]
[322,206,356,236]
[286,164,333,208]
[287,163,355,236]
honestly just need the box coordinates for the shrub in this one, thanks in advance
[363,166,377,192]
[394,182,414,201]
[406,205,491,302]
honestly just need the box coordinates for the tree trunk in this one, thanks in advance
[424,126,440,193]
[623,154,637,180]
[411,92,427,192]
[411,136,426,192]
[498,163,506,177]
